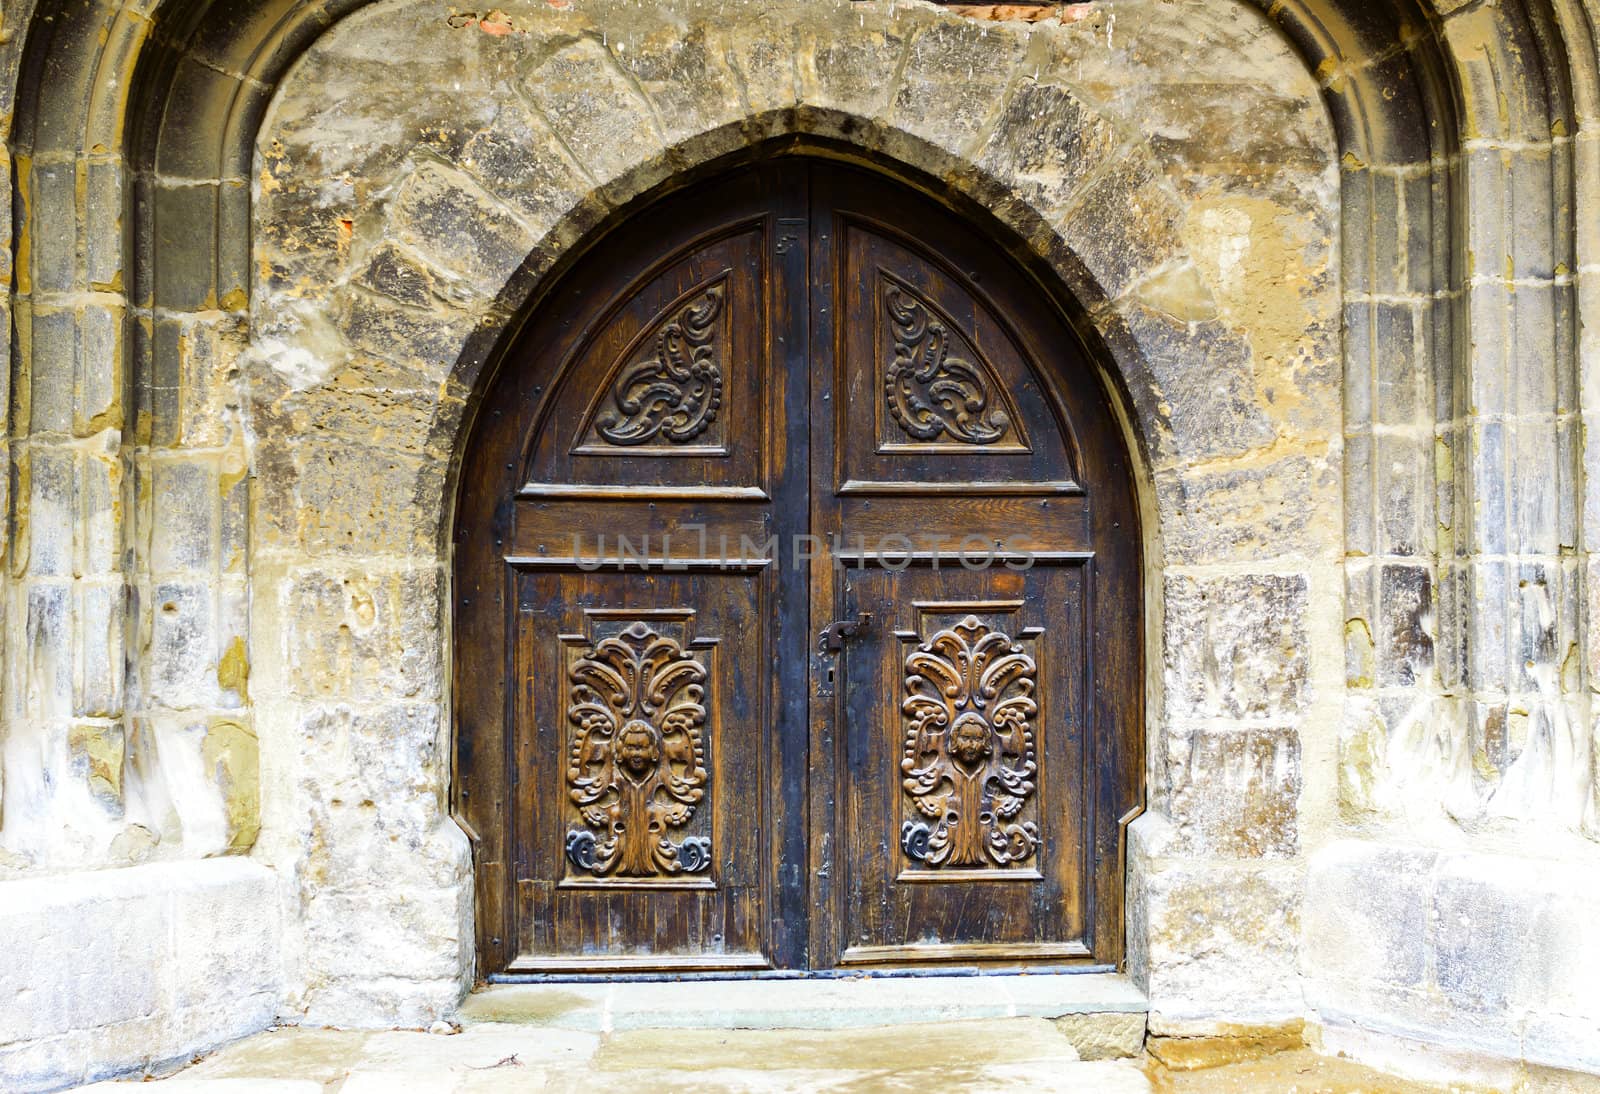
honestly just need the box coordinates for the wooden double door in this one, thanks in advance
[454,158,1141,977]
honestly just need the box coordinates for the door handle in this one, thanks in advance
[817,612,872,655]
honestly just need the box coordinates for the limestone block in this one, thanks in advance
[520,37,666,190]
[305,886,467,984]
[1376,563,1435,688]
[1156,455,1338,566]
[331,295,488,389]
[146,717,237,857]
[171,312,249,449]
[1165,724,1301,858]
[1130,816,1303,1029]
[887,19,1025,155]
[1163,573,1309,722]
[25,579,74,718]
[1118,304,1275,467]
[603,14,747,147]
[711,10,799,119]
[79,435,123,576]
[75,580,125,718]
[1054,151,1184,303]
[387,162,537,300]
[457,108,589,237]
[1305,839,1600,1072]
[283,567,443,702]
[1302,840,1436,1001]
[976,82,1122,224]
[1052,1013,1146,1060]
[24,443,75,578]
[794,4,912,131]
[0,860,281,1091]
[149,581,221,709]
[284,438,444,557]
[355,243,454,310]
[150,457,220,575]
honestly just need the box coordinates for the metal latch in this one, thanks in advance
[817,612,872,655]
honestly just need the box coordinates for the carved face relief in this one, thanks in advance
[564,621,711,878]
[900,616,1039,869]
[617,721,660,778]
[948,712,994,770]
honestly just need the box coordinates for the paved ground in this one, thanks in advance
[75,1021,1559,1093]
[76,1019,1150,1091]
[70,978,1583,1093]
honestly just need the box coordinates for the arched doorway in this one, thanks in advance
[454,155,1142,978]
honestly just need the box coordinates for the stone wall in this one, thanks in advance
[2,0,1600,1089]
[246,0,1341,1030]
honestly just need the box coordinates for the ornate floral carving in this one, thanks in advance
[883,284,1010,445]
[900,616,1039,868]
[591,283,725,446]
[564,621,711,877]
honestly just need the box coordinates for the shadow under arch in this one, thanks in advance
[446,136,1149,976]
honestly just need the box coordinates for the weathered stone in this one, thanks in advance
[1052,1013,1146,1060]
[283,567,444,703]
[1164,574,1310,722]
[521,37,666,189]
[1146,1020,1305,1069]
[888,19,1024,155]
[386,161,537,299]
[975,81,1122,219]
[1055,151,1184,302]
[1166,725,1301,858]
[1158,455,1338,565]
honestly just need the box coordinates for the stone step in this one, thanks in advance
[462,971,1147,1046]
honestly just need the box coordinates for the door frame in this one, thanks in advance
[449,140,1147,981]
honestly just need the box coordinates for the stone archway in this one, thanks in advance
[245,0,1341,1025]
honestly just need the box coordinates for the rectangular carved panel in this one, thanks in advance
[898,610,1042,880]
[561,612,716,888]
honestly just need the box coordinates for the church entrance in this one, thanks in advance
[453,155,1142,978]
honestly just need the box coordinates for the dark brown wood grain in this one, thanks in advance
[453,156,1142,978]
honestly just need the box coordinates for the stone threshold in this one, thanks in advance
[460,971,1148,1036]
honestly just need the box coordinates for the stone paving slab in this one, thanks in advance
[79,1082,323,1093]
[592,1018,1083,1071]
[74,1019,1155,1093]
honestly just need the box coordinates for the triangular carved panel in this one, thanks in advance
[575,273,730,456]
[878,272,1029,453]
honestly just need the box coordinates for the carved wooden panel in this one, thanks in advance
[522,224,770,500]
[563,619,713,881]
[899,615,1040,873]
[880,276,1026,451]
[576,278,729,455]
[835,215,1080,496]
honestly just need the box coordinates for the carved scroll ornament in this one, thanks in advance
[900,616,1039,869]
[884,284,1011,446]
[564,621,712,878]
[591,283,725,447]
